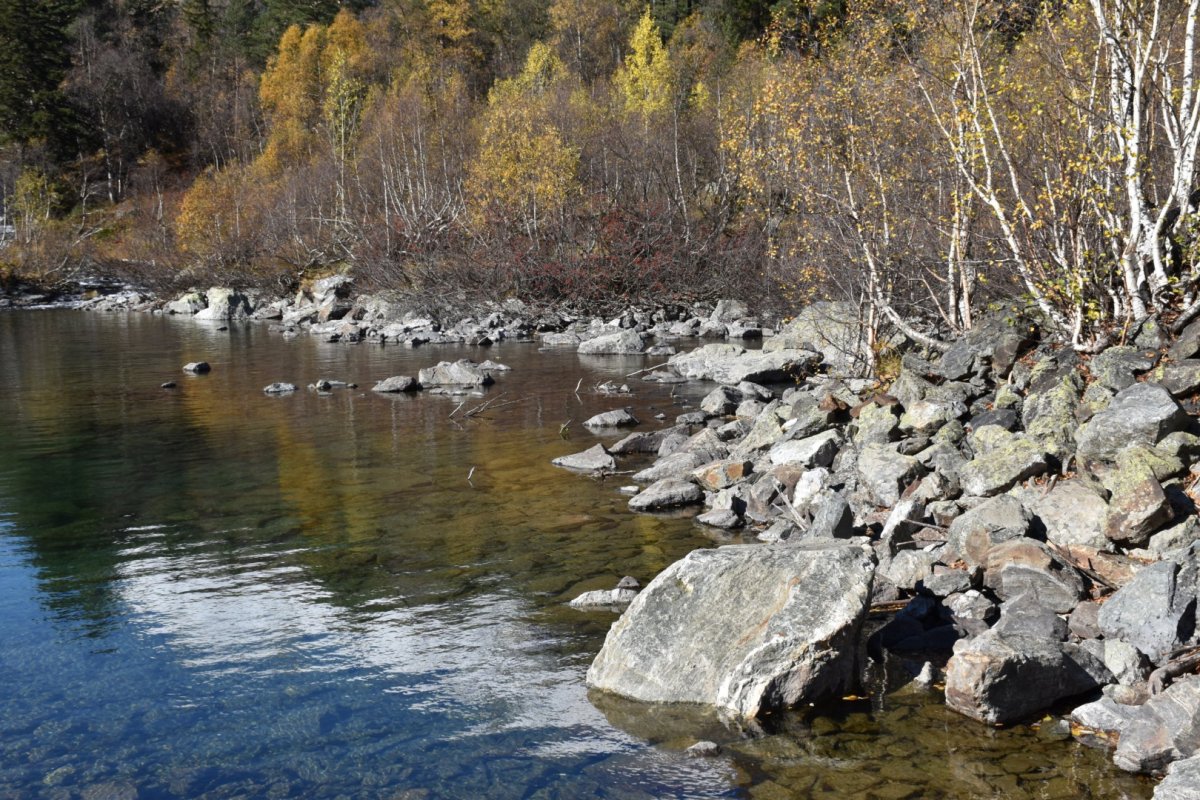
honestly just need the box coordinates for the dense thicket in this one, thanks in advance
[5,0,1200,351]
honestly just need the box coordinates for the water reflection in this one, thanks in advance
[0,310,1156,799]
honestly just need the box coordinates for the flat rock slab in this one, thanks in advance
[628,478,703,511]
[1114,676,1200,773]
[552,444,616,473]
[417,360,495,387]
[584,409,639,428]
[669,345,821,385]
[587,542,875,718]
[372,375,421,393]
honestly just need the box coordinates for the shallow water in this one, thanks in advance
[0,310,1154,799]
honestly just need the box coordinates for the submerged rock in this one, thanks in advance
[182,361,211,374]
[586,542,875,718]
[263,382,297,394]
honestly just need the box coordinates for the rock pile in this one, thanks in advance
[562,308,1200,785]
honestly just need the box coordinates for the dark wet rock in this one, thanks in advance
[1154,753,1200,798]
[628,478,704,511]
[586,542,875,717]
[372,375,421,393]
[1099,556,1199,664]
[160,381,176,389]
[552,444,616,473]
[947,495,1032,569]
[857,444,924,508]
[578,329,646,354]
[968,407,1020,433]
[1114,676,1200,773]
[418,360,495,387]
[945,630,1111,725]
[583,409,639,429]
[263,382,297,394]
[1077,382,1188,462]
[182,361,211,374]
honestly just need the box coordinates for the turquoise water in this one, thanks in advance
[0,310,1154,799]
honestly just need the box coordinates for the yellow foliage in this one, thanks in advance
[614,9,674,118]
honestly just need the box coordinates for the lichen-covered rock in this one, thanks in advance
[960,434,1049,497]
[944,631,1111,724]
[1026,480,1110,550]
[763,301,866,375]
[1077,382,1187,462]
[857,444,924,508]
[586,542,875,718]
[1103,457,1173,547]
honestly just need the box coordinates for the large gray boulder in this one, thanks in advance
[417,360,495,387]
[165,291,207,315]
[194,287,251,320]
[669,344,821,385]
[578,329,646,354]
[1025,480,1110,550]
[1114,676,1200,773]
[1099,557,1199,664]
[946,495,1032,570]
[767,429,842,469]
[764,301,867,375]
[586,542,875,718]
[1077,382,1188,462]
[944,630,1111,724]
[628,478,704,511]
[1155,754,1200,799]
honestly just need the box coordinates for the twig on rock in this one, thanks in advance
[1149,646,1200,694]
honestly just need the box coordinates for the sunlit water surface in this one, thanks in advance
[0,311,1154,799]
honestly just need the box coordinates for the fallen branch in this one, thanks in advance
[1150,646,1200,694]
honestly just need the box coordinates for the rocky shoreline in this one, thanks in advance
[13,279,1200,795]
